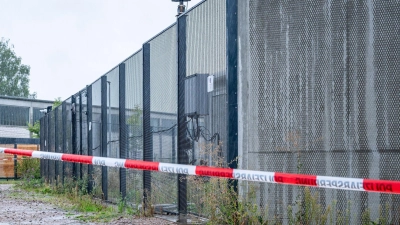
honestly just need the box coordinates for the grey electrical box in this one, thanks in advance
[185,74,209,117]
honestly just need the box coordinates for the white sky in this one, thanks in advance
[0,0,202,101]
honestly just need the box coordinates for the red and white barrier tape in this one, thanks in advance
[1,147,399,194]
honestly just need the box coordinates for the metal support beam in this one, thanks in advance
[142,43,152,207]
[62,101,67,185]
[177,14,188,222]
[87,85,93,193]
[79,91,83,180]
[40,117,44,179]
[119,63,127,199]
[227,0,238,191]
[71,95,77,180]
[101,75,108,200]
[46,112,50,183]
[54,107,58,185]
[13,143,17,179]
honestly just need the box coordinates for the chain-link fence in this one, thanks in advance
[38,0,400,223]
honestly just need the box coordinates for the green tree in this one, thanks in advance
[0,38,30,97]
[52,97,62,109]
[27,121,40,138]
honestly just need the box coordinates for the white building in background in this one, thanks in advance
[0,95,53,138]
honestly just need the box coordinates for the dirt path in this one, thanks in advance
[0,184,175,225]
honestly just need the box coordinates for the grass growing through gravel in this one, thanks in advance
[13,176,135,223]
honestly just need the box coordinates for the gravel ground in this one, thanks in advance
[0,184,176,225]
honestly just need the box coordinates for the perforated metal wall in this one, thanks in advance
[186,0,227,163]
[183,0,228,218]
[238,0,400,223]
[105,67,120,202]
[55,106,62,184]
[149,24,178,208]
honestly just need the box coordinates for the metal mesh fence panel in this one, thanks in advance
[27,0,400,222]
[63,98,73,181]
[39,117,44,179]
[105,67,120,202]
[91,79,103,197]
[238,0,400,223]
[75,94,81,181]
[125,50,143,206]
[148,24,178,212]
[184,0,227,218]
[55,106,63,184]
[81,89,88,184]
[44,114,49,181]
[48,110,56,185]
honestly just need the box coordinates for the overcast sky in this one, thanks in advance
[1,0,202,101]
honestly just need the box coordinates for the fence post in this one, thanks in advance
[79,91,83,180]
[87,85,93,193]
[177,14,188,222]
[14,143,17,179]
[101,75,108,200]
[71,95,77,180]
[62,101,67,185]
[40,117,44,180]
[227,0,239,192]
[172,127,175,164]
[54,107,58,185]
[46,112,50,183]
[142,42,152,208]
[119,63,127,199]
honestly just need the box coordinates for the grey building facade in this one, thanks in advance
[0,96,53,138]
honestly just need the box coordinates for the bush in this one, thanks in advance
[17,157,40,179]
[16,157,41,188]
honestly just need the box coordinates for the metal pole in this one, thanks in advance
[71,95,77,180]
[119,63,127,199]
[62,102,67,185]
[14,143,17,179]
[142,42,152,210]
[101,76,108,200]
[87,85,93,193]
[54,107,58,185]
[227,0,238,192]
[177,14,188,223]
[107,81,111,157]
[79,91,83,180]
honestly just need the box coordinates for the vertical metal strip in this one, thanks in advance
[142,43,152,206]
[177,14,188,222]
[172,128,175,164]
[101,75,108,200]
[40,117,44,179]
[87,85,93,193]
[79,91,83,180]
[119,63,127,199]
[71,95,77,180]
[227,0,238,191]
[54,107,58,185]
[47,112,50,183]
[62,101,67,185]
[44,115,48,182]
[13,143,17,179]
